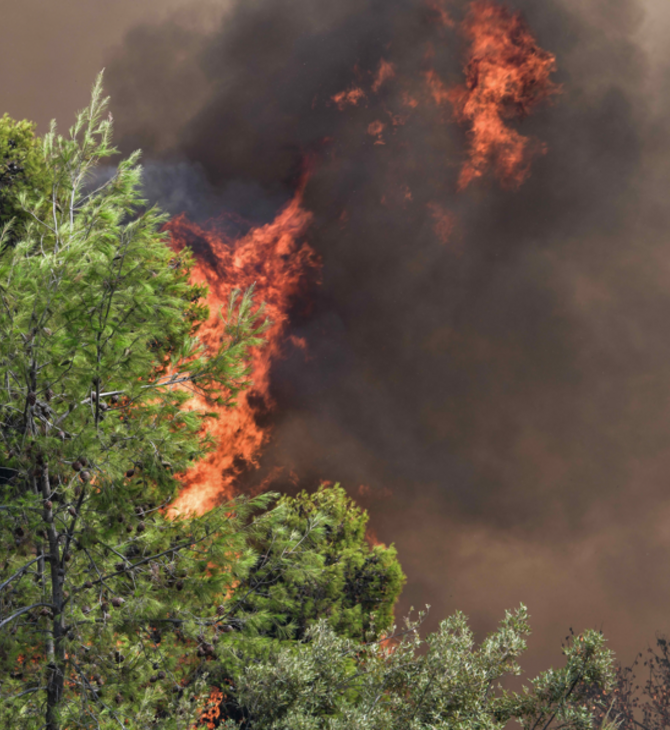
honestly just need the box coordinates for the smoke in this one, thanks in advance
[104,0,670,675]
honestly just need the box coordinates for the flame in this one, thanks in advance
[168,182,320,516]
[201,687,224,729]
[163,1,557,517]
[447,0,560,189]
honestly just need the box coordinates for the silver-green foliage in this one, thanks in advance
[222,605,617,730]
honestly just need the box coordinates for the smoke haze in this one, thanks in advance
[3,0,670,678]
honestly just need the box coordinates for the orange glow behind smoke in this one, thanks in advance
[372,59,396,93]
[427,0,456,29]
[331,86,367,110]
[447,0,560,189]
[163,0,558,517]
[168,182,320,516]
[427,202,456,245]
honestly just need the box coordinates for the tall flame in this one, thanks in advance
[164,1,558,516]
[168,182,319,515]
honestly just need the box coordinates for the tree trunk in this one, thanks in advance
[39,466,65,730]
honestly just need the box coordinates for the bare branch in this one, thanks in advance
[0,555,45,593]
[0,602,53,631]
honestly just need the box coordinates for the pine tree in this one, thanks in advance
[0,113,51,240]
[227,484,405,643]
[0,74,271,730]
[206,484,406,726]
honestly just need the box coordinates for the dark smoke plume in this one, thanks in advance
[106,0,670,676]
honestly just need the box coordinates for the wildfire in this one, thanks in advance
[164,0,558,516]
[446,0,560,189]
[329,2,558,190]
[168,181,320,516]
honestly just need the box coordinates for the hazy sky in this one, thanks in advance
[5,0,670,682]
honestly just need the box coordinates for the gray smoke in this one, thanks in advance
[105,0,670,677]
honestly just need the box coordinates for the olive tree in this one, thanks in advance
[220,606,618,730]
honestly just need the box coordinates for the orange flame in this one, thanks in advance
[168,182,320,515]
[436,0,560,189]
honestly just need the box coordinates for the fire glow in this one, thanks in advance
[168,0,558,515]
[168,181,320,516]
[447,0,560,189]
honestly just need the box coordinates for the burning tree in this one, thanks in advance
[0,68,619,730]
[0,75,271,729]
